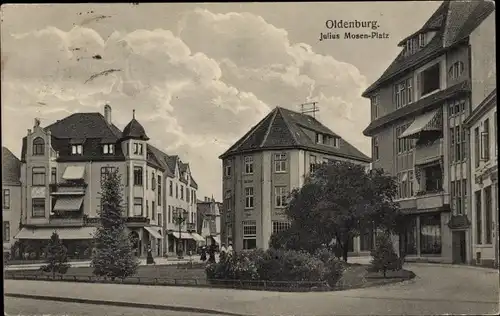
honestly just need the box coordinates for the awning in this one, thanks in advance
[144,226,163,239]
[190,233,205,242]
[62,166,86,180]
[53,196,84,212]
[399,109,442,139]
[212,235,221,245]
[15,227,96,240]
[170,232,194,240]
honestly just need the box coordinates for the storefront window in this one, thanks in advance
[420,214,441,254]
[402,217,418,255]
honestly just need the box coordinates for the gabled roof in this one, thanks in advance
[464,88,497,127]
[2,147,21,185]
[219,107,370,162]
[146,145,198,189]
[363,0,495,97]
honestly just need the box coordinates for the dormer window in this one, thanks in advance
[102,144,114,155]
[315,133,323,144]
[448,61,464,80]
[133,143,143,155]
[419,33,426,47]
[32,137,45,156]
[71,144,83,155]
[332,137,340,148]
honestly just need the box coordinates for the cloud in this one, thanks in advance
[2,8,371,200]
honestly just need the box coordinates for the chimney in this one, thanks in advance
[27,129,32,135]
[104,104,112,124]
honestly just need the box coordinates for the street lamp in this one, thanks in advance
[173,208,188,259]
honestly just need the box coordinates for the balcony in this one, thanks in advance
[415,139,443,165]
[125,216,150,227]
[416,189,448,210]
[49,216,84,227]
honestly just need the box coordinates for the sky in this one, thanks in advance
[1,2,442,201]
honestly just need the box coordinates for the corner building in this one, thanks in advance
[219,107,370,253]
[362,0,495,264]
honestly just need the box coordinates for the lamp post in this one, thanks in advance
[173,208,188,259]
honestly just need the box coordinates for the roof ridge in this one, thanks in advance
[232,108,275,153]
[277,107,301,145]
[259,107,279,147]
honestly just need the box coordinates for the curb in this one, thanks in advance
[4,293,252,316]
[406,261,499,272]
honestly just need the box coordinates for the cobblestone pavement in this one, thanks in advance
[4,262,499,316]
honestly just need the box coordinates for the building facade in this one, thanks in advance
[2,147,22,256]
[220,106,370,252]
[465,90,498,267]
[197,197,222,247]
[15,105,200,258]
[362,0,495,264]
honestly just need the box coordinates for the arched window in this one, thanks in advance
[448,61,465,80]
[32,137,45,156]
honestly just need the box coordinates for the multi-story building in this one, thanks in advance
[219,106,370,252]
[362,0,495,264]
[197,197,222,247]
[465,89,498,267]
[3,147,22,256]
[14,104,200,258]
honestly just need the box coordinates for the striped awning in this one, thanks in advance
[171,232,194,240]
[190,233,205,242]
[62,166,86,180]
[53,196,84,212]
[15,227,96,240]
[144,226,163,239]
[399,109,442,139]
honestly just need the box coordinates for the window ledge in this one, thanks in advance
[420,89,441,100]
[474,244,494,248]
[275,171,287,174]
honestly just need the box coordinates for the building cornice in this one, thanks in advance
[463,89,497,127]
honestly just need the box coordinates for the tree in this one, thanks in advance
[41,232,71,278]
[370,232,400,277]
[282,161,401,262]
[91,168,139,280]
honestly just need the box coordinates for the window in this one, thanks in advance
[102,144,114,155]
[146,200,149,218]
[224,160,232,177]
[474,127,480,168]
[451,180,465,215]
[3,221,10,242]
[168,205,171,223]
[420,214,441,255]
[32,167,46,186]
[169,180,173,196]
[448,61,464,80]
[402,217,418,254]
[175,184,179,199]
[158,176,162,205]
[32,198,45,217]
[316,133,323,144]
[373,137,379,160]
[32,137,45,156]
[332,137,340,148]
[134,198,143,216]
[484,186,492,244]
[449,99,466,117]
[275,186,288,208]
[396,124,415,154]
[100,167,116,184]
[481,119,490,161]
[71,144,83,155]
[158,212,162,228]
[424,165,442,192]
[420,64,440,96]
[475,190,482,244]
[397,171,414,199]
[244,156,254,174]
[133,143,143,155]
[274,153,287,173]
[133,166,143,186]
[419,33,426,47]
[450,126,465,163]
[51,167,57,184]
[3,189,10,209]
[243,220,257,250]
[152,201,156,220]
[146,170,148,190]
[245,187,254,209]
[151,172,156,190]
[406,78,413,104]
[462,179,467,215]
[272,221,291,234]
[310,155,318,173]
[371,94,379,119]
[180,185,184,200]
[186,187,190,203]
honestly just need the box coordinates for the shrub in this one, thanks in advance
[206,250,259,280]
[370,233,400,278]
[40,232,71,278]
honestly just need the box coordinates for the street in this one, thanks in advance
[4,262,499,316]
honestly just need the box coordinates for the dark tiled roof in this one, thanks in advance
[219,107,370,162]
[2,147,21,185]
[363,0,494,97]
[121,118,150,141]
[146,145,198,189]
[363,81,470,136]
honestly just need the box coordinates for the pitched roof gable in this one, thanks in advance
[220,107,370,162]
[363,0,494,97]
[2,147,21,185]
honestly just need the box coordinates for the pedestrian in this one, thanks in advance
[227,242,234,257]
[208,244,216,263]
[146,245,155,265]
[220,243,227,261]
[200,246,207,262]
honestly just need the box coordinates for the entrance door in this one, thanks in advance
[452,231,466,264]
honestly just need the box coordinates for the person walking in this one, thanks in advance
[220,243,227,261]
[200,246,207,262]
[146,245,155,265]
[227,242,234,257]
[208,244,216,263]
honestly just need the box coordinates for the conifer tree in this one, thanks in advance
[41,231,71,278]
[370,232,400,278]
[91,168,139,280]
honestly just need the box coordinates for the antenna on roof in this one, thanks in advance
[300,101,319,118]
